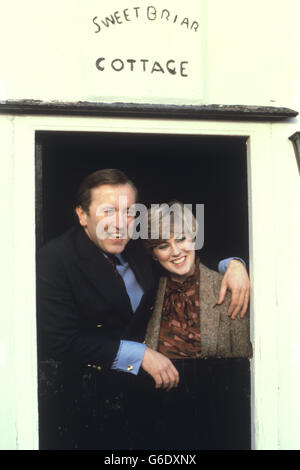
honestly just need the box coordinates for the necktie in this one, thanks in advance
[105,254,125,286]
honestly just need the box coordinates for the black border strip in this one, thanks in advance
[0,100,298,121]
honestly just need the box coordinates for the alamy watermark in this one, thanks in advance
[95,198,204,250]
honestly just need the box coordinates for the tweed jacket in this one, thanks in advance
[145,263,252,358]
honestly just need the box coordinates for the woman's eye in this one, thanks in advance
[157,244,168,250]
[177,236,186,243]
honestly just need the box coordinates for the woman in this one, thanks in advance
[137,201,252,450]
[144,201,252,360]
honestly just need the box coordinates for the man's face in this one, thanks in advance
[76,183,136,254]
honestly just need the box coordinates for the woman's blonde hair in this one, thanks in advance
[143,200,198,253]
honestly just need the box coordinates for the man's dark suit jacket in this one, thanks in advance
[36,226,157,370]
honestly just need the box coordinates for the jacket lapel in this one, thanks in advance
[199,263,220,357]
[145,276,167,349]
[74,228,133,319]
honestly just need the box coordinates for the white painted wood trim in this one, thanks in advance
[8,114,288,449]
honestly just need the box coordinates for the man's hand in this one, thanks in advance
[217,259,250,319]
[141,346,179,391]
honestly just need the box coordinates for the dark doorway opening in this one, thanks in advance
[36,130,251,450]
[36,131,249,269]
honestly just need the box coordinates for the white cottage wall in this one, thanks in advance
[0,0,299,108]
[272,124,300,450]
[0,116,17,449]
[0,0,299,451]
[205,0,300,108]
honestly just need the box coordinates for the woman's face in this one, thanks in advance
[152,235,196,282]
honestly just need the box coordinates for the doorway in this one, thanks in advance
[36,131,249,267]
[36,130,251,449]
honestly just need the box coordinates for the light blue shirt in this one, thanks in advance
[218,257,245,275]
[112,256,246,375]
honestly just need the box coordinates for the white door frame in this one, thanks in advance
[4,114,282,449]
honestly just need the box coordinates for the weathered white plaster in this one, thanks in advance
[0,0,300,451]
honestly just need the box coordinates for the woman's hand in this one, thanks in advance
[217,259,250,318]
[141,346,179,391]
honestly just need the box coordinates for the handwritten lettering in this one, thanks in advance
[92,16,101,34]
[101,15,115,28]
[161,9,170,21]
[123,9,130,22]
[95,57,189,77]
[92,6,199,33]
[147,6,156,21]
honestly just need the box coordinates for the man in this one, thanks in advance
[37,169,250,448]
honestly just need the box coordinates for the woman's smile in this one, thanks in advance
[171,256,187,265]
